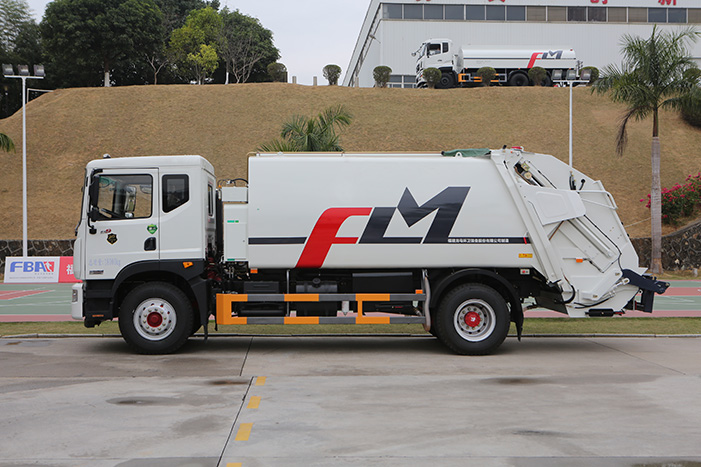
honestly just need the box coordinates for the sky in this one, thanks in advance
[25,0,371,86]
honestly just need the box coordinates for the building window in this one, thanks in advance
[648,8,667,23]
[628,8,647,23]
[588,7,606,22]
[568,7,586,22]
[404,4,422,20]
[668,9,687,23]
[445,5,464,20]
[507,6,525,21]
[527,6,546,22]
[466,5,485,21]
[548,7,567,22]
[424,4,443,20]
[486,5,505,21]
[383,4,402,19]
[690,9,701,24]
[607,7,627,22]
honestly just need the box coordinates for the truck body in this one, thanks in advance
[72,149,668,355]
[415,39,578,88]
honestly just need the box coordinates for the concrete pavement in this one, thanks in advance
[1,335,701,466]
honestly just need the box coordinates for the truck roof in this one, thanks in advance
[86,155,214,173]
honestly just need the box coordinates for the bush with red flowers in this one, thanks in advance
[641,172,701,224]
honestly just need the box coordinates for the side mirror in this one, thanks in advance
[89,206,100,222]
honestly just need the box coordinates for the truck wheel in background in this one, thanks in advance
[118,282,194,354]
[508,72,529,87]
[437,72,455,89]
[436,284,510,355]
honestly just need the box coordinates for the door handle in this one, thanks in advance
[144,237,156,251]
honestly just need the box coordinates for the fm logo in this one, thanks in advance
[528,50,564,68]
[296,187,470,268]
[9,260,56,273]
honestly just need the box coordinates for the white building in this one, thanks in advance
[344,0,701,88]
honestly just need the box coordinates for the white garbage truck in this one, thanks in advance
[71,148,668,355]
[414,39,579,88]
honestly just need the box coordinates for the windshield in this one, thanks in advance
[415,43,427,61]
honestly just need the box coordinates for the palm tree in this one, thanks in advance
[259,105,353,152]
[0,133,15,153]
[592,26,700,274]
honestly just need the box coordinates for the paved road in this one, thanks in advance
[1,335,701,466]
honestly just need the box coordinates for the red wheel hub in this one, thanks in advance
[147,312,163,328]
[464,311,481,328]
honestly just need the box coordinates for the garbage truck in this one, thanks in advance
[71,148,668,355]
[414,39,578,88]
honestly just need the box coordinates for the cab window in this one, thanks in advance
[163,174,189,213]
[96,174,152,220]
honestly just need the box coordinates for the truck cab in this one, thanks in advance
[414,39,462,88]
[72,156,216,347]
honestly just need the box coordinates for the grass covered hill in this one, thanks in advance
[0,83,699,239]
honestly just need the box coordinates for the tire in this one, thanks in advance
[436,284,510,355]
[437,72,455,89]
[118,282,194,354]
[508,72,529,87]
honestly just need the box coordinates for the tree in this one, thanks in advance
[592,26,700,274]
[218,8,278,84]
[258,105,353,152]
[0,132,15,153]
[169,6,221,84]
[267,62,286,82]
[41,0,163,87]
[0,0,31,50]
[423,67,441,88]
[528,66,548,86]
[476,67,496,87]
[323,64,341,86]
[373,65,391,88]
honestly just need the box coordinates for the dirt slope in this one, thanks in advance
[0,83,699,239]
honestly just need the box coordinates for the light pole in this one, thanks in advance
[2,64,45,258]
[553,68,592,169]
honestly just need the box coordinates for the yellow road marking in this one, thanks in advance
[247,396,261,409]
[226,464,242,467]
[235,423,253,441]
[255,376,266,386]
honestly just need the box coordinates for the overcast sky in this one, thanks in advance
[25,0,370,85]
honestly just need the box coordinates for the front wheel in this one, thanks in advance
[437,72,455,89]
[118,282,194,354]
[436,284,510,355]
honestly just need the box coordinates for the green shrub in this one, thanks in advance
[476,67,496,86]
[681,95,701,128]
[641,172,701,224]
[422,67,441,88]
[267,62,287,82]
[373,65,392,88]
[323,64,342,85]
[580,66,599,85]
[528,66,548,86]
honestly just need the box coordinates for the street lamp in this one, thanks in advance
[553,68,592,169]
[2,63,45,258]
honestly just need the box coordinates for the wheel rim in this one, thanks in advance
[453,299,496,342]
[133,297,177,341]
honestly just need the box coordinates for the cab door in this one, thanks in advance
[83,168,160,280]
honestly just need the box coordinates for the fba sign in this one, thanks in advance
[3,257,79,283]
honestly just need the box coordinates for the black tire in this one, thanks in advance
[435,284,510,355]
[437,72,455,89]
[118,282,194,354]
[508,72,529,87]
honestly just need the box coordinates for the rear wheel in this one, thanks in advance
[508,72,529,87]
[436,284,510,355]
[118,282,193,354]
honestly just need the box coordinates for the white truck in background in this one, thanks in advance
[415,39,579,88]
[71,148,668,355]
